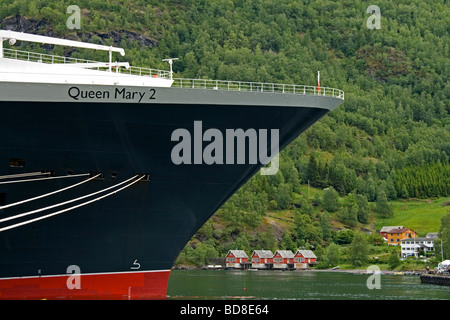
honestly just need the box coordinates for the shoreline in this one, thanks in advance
[173,265,427,275]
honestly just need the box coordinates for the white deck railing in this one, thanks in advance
[2,48,344,100]
[172,78,344,100]
[2,48,170,79]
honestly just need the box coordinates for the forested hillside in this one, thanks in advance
[1,0,449,267]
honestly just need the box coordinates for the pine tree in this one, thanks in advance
[320,211,332,241]
[307,153,319,186]
[356,194,370,224]
[375,189,393,218]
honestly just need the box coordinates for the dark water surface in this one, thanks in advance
[167,269,449,300]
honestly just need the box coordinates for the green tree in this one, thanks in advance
[274,183,292,210]
[257,227,277,253]
[335,229,354,245]
[322,186,339,212]
[375,190,393,218]
[307,153,320,186]
[355,194,370,224]
[320,211,332,241]
[280,231,296,252]
[388,252,401,270]
[349,232,368,267]
[323,243,340,268]
[231,234,251,255]
[298,194,313,216]
[339,193,358,227]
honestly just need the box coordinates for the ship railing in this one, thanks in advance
[2,48,171,79]
[2,48,344,100]
[172,78,344,100]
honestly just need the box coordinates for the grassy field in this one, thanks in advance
[374,197,450,236]
[292,185,449,236]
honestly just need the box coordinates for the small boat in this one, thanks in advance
[332,266,340,270]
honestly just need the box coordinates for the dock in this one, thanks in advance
[420,274,450,286]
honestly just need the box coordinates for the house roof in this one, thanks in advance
[380,226,404,233]
[227,250,248,258]
[274,250,294,258]
[296,250,317,259]
[387,227,414,234]
[252,250,274,258]
[401,237,434,243]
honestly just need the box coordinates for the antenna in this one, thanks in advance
[162,58,179,80]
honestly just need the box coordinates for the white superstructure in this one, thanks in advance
[0,30,174,87]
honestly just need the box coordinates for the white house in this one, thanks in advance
[401,236,435,258]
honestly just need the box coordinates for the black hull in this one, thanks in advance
[0,91,335,298]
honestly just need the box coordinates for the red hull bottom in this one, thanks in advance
[0,270,171,300]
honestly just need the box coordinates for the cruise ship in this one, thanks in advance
[0,30,344,299]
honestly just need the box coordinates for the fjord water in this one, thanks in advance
[167,270,449,300]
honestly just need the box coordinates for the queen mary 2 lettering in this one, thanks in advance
[68,86,155,103]
[0,30,344,299]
